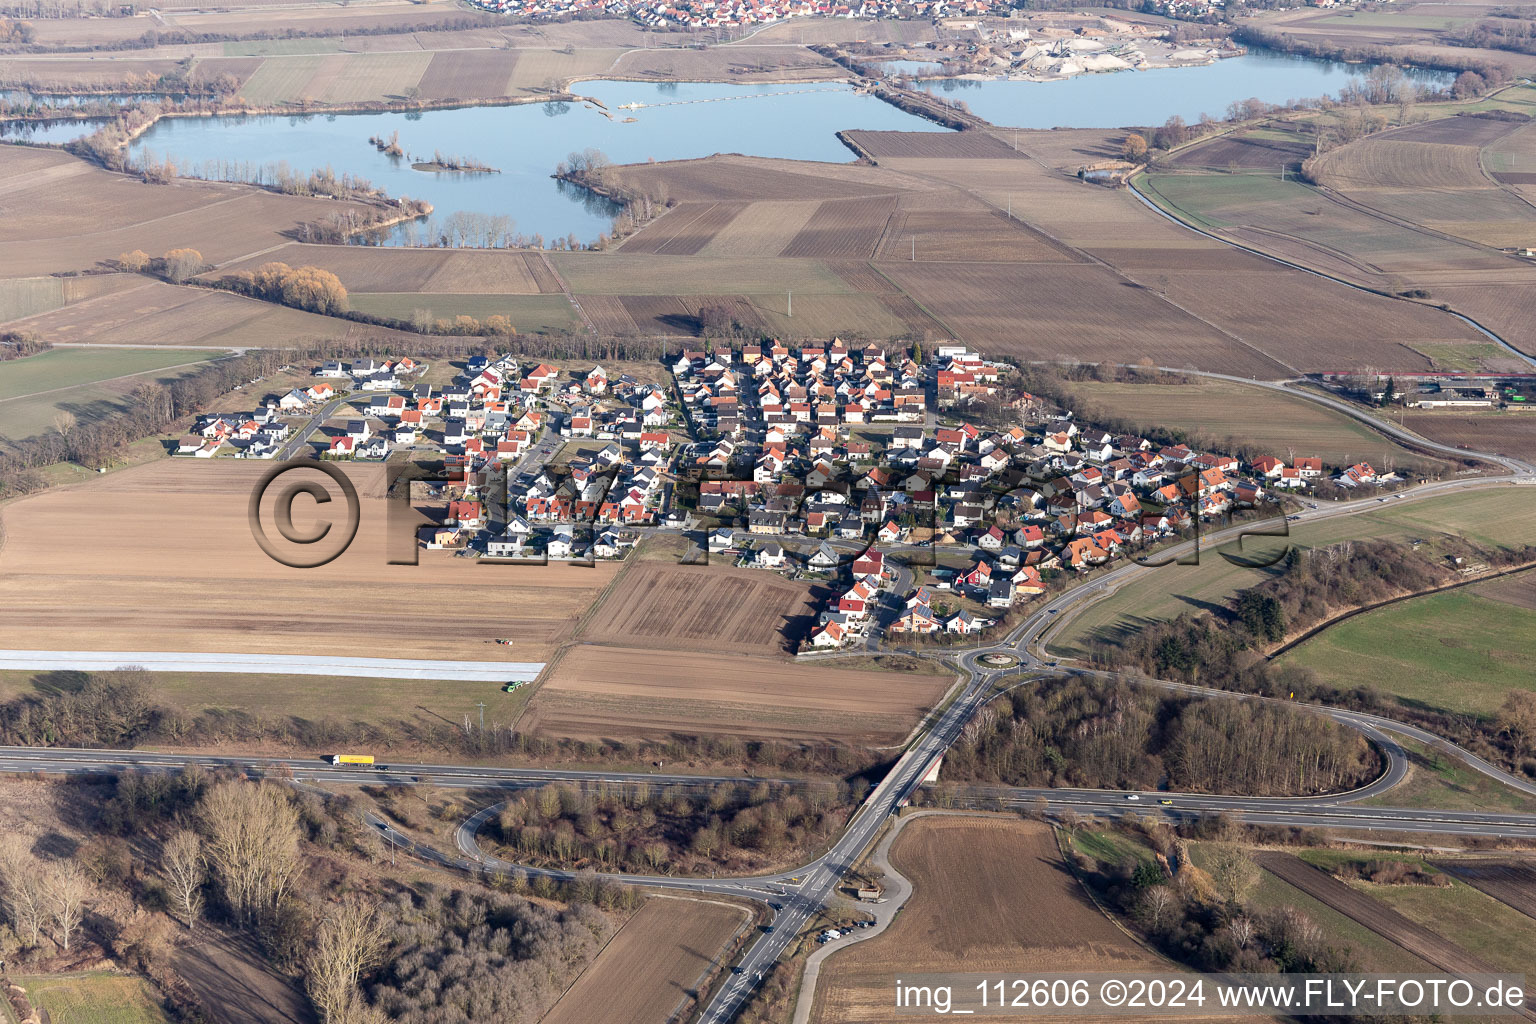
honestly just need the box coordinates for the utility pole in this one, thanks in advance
[787,290,792,317]
[1007,194,1012,218]
[911,236,916,261]
[475,701,487,732]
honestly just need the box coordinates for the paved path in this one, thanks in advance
[0,650,542,682]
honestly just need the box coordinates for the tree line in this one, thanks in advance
[943,675,1379,797]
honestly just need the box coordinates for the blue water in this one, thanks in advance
[0,118,107,144]
[874,59,944,77]
[915,49,1456,129]
[126,80,944,245]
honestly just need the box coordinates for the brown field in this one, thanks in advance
[3,278,379,349]
[605,154,915,203]
[1255,852,1518,981]
[826,260,953,336]
[619,201,751,256]
[542,897,745,1024]
[1164,131,1314,171]
[1401,410,1536,463]
[697,200,823,257]
[1391,113,1531,147]
[582,561,821,654]
[1434,861,1536,920]
[1428,283,1536,354]
[843,129,1023,159]
[578,293,641,334]
[872,207,1083,262]
[779,196,898,258]
[415,49,518,101]
[0,146,374,277]
[0,460,614,662]
[523,645,953,743]
[1477,572,1536,610]
[811,817,1167,1024]
[877,261,1293,377]
[0,56,184,89]
[732,17,937,44]
[213,244,558,294]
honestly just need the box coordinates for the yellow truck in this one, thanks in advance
[325,754,375,766]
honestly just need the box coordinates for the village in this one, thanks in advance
[180,339,1409,653]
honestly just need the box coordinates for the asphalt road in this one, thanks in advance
[3,380,1532,1024]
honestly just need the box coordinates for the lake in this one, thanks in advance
[127,80,944,245]
[913,49,1456,129]
[102,51,1453,246]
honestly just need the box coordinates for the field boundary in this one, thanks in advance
[1268,559,1536,661]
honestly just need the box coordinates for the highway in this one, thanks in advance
[1,381,1531,1023]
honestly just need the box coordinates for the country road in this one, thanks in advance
[0,383,1531,1024]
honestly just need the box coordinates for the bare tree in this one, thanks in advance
[52,410,76,437]
[1204,843,1260,908]
[0,836,45,946]
[1139,884,1177,930]
[307,898,388,1024]
[161,829,205,930]
[198,781,301,923]
[45,861,92,952]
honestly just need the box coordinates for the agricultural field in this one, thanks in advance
[779,196,899,259]
[1341,866,1536,978]
[1403,409,1536,462]
[0,666,516,745]
[552,253,852,295]
[349,293,578,332]
[315,52,436,104]
[542,898,746,1024]
[1048,487,1534,659]
[604,154,916,204]
[0,146,378,277]
[619,201,752,256]
[695,201,823,257]
[1434,861,1536,922]
[810,816,1166,1024]
[3,279,377,349]
[876,261,1292,377]
[580,561,821,655]
[0,460,616,663]
[1255,852,1519,981]
[212,244,560,294]
[0,346,219,442]
[1278,575,1536,717]
[1162,126,1315,172]
[0,273,141,323]
[522,644,953,743]
[1065,378,1445,471]
[871,206,1083,263]
[415,49,519,101]
[844,129,1021,159]
[11,972,171,1024]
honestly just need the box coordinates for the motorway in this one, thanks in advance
[1,381,1533,1023]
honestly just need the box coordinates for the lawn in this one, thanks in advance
[1279,586,1536,717]
[1067,378,1440,471]
[349,292,578,333]
[1071,826,1155,866]
[12,972,171,1024]
[1360,737,1536,813]
[1048,488,1534,660]
[0,347,218,441]
[1137,172,1318,232]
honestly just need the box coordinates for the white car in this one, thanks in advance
[1125,794,1141,801]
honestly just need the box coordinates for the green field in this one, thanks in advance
[1280,583,1536,717]
[1360,876,1536,976]
[1361,737,1536,813]
[13,973,171,1024]
[350,292,579,333]
[551,254,852,295]
[1067,378,1440,471]
[0,347,217,441]
[1049,487,1535,659]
